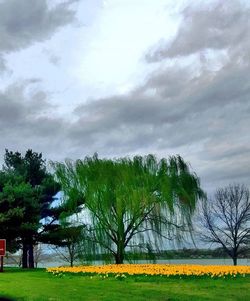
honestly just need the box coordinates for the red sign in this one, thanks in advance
[0,239,6,256]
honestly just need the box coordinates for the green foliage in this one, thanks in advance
[0,149,61,266]
[42,223,87,266]
[53,154,204,263]
[0,172,38,252]
[4,149,46,187]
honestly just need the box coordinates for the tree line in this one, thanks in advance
[0,149,249,267]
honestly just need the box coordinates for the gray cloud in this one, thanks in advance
[0,81,70,163]
[72,58,250,149]
[0,56,8,74]
[0,0,77,71]
[42,49,61,66]
[0,0,76,53]
[0,0,249,194]
[146,1,250,61]
[0,0,78,157]
[67,0,250,191]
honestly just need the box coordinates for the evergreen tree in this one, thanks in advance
[2,149,60,268]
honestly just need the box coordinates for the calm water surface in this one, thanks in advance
[38,258,250,267]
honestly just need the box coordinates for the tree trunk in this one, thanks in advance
[28,244,35,269]
[22,243,28,269]
[115,241,125,264]
[115,253,124,264]
[68,245,74,267]
[233,256,237,266]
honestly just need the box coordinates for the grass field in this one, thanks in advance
[0,268,249,301]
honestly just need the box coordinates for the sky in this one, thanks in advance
[0,0,249,194]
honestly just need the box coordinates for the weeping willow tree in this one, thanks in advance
[53,154,204,264]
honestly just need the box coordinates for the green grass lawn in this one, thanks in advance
[0,268,249,301]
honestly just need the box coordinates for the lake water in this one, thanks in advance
[38,258,250,268]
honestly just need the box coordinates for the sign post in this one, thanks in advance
[0,239,6,272]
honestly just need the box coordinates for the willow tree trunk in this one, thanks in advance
[115,252,124,264]
[115,240,125,264]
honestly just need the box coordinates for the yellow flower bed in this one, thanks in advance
[47,264,250,278]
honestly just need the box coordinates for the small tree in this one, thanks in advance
[44,223,85,267]
[200,184,250,265]
[33,244,44,268]
[54,154,203,264]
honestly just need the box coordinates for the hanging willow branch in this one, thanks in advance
[52,154,204,264]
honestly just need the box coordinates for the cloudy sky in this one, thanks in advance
[0,0,249,193]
